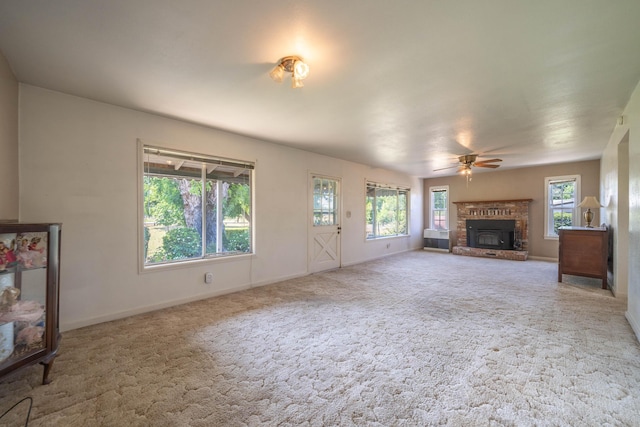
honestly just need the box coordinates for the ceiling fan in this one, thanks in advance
[434,154,502,175]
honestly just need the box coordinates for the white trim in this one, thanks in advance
[137,139,146,273]
[543,174,581,239]
[625,311,640,343]
[138,140,255,271]
[341,246,420,267]
[365,180,411,239]
[139,253,254,273]
[61,284,247,331]
[429,185,449,230]
[248,271,309,288]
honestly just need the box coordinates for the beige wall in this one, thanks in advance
[423,159,601,259]
[0,50,19,220]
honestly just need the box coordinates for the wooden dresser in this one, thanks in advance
[557,226,608,289]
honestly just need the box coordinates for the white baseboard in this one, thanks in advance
[62,248,425,332]
[249,271,309,288]
[626,310,640,343]
[341,246,422,267]
[62,271,309,332]
[61,285,255,332]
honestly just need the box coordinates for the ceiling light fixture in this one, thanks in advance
[459,164,472,176]
[460,163,472,187]
[269,56,309,88]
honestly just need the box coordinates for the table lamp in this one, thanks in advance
[578,196,602,228]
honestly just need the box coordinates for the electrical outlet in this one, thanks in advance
[205,272,213,283]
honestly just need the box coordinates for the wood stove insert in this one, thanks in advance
[467,219,516,250]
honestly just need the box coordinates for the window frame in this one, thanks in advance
[544,174,581,239]
[138,141,255,271]
[429,185,449,230]
[365,181,410,240]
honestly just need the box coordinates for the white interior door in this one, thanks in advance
[309,174,341,273]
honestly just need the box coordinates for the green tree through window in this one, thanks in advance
[366,182,409,239]
[142,145,253,266]
[430,186,448,230]
[545,175,580,238]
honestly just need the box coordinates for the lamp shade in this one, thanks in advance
[578,196,602,209]
[269,64,285,83]
[293,60,309,79]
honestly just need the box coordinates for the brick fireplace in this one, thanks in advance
[452,199,532,261]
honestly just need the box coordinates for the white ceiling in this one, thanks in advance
[1,0,640,178]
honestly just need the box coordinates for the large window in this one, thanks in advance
[544,175,580,238]
[365,182,409,239]
[141,145,253,266]
[429,186,449,230]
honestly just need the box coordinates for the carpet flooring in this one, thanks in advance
[0,251,639,426]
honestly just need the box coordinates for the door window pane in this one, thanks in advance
[313,177,338,226]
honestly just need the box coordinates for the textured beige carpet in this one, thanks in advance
[1,251,639,426]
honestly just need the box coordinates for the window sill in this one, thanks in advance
[366,234,410,242]
[140,252,254,274]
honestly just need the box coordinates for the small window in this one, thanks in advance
[141,144,253,267]
[313,177,339,226]
[544,175,580,239]
[429,186,449,230]
[365,182,410,239]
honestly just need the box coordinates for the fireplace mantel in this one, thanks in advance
[452,199,532,261]
[453,199,533,205]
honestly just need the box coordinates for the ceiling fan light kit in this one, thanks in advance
[459,164,472,175]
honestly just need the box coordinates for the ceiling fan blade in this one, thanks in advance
[433,165,459,172]
[435,155,502,172]
[474,158,502,164]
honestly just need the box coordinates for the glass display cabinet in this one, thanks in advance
[0,223,61,385]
